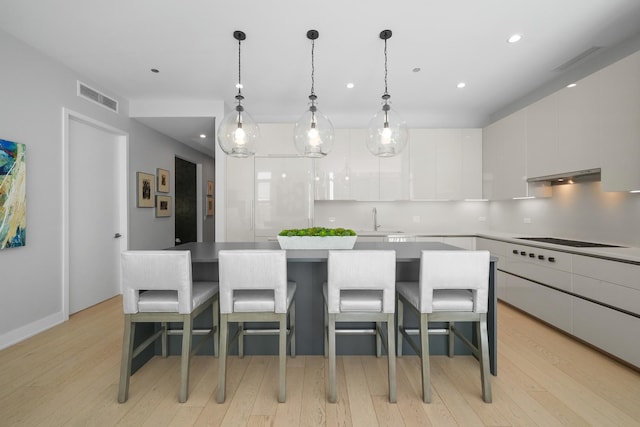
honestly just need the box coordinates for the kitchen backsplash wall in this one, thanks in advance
[314,200,490,234]
[488,181,640,246]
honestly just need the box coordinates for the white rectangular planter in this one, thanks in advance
[277,235,357,250]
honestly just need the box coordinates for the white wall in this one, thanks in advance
[488,182,640,247]
[314,200,490,234]
[0,30,214,348]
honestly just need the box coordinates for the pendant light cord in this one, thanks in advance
[383,37,388,97]
[237,37,243,99]
[310,38,316,98]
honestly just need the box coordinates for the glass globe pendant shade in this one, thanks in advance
[294,103,334,157]
[217,104,260,157]
[366,103,408,157]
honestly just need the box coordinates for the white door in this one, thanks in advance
[68,117,124,313]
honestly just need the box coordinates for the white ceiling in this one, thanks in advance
[2,0,640,156]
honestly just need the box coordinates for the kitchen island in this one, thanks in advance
[170,241,498,375]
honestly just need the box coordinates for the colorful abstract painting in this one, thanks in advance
[0,139,26,249]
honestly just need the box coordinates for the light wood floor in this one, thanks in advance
[1,297,639,426]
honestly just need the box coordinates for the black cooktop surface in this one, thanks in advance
[516,237,623,248]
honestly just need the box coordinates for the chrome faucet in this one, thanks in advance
[372,207,381,231]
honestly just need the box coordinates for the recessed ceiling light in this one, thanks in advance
[507,34,522,44]
[151,68,159,73]
[566,83,577,88]
[200,134,207,139]
[412,67,421,73]
[457,82,466,89]
[346,82,354,89]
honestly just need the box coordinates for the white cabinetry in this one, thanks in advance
[482,110,529,199]
[349,129,381,200]
[255,123,296,156]
[526,94,558,178]
[415,236,475,249]
[314,129,351,200]
[225,156,254,241]
[477,237,640,368]
[475,238,508,301]
[314,129,409,201]
[526,67,602,178]
[556,72,601,173]
[410,129,482,200]
[599,50,640,191]
[254,157,313,241]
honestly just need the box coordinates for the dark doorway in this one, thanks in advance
[175,157,197,245]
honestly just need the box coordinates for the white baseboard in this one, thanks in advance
[0,311,65,350]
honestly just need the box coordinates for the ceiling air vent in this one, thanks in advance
[553,46,602,72]
[77,81,119,113]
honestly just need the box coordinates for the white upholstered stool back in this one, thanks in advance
[396,250,491,403]
[417,250,489,314]
[324,250,397,403]
[118,250,219,403]
[217,250,296,404]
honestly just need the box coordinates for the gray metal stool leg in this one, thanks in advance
[217,315,229,403]
[420,314,431,403]
[328,314,337,403]
[179,315,192,403]
[118,315,134,403]
[386,314,397,403]
[279,315,287,403]
[397,297,404,357]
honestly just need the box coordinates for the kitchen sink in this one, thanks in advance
[516,237,623,248]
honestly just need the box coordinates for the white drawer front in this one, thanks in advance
[507,244,572,272]
[505,257,572,292]
[573,255,640,291]
[573,298,640,369]
[508,275,573,333]
[573,274,640,315]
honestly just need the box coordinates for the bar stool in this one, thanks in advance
[396,250,492,403]
[323,250,397,403]
[118,250,219,403]
[217,250,296,403]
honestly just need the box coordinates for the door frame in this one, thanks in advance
[61,108,129,319]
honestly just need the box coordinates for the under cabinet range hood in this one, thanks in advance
[527,168,601,185]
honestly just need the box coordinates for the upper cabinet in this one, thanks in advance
[483,110,529,199]
[314,128,409,201]
[255,123,296,156]
[526,94,559,178]
[485,48,640,193]
[410,129,482,200]
[598,50,640,192]
[556,71,601,173]
[526,69,602,178]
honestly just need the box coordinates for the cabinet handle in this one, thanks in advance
[512,249,518,254]
[520,251,527,256]
[529,253,535,258]
[538,255,545,260]
[548,257,556,263]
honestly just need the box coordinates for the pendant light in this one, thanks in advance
[294,30,334,157]
[217,30,260,157]
[366,29,408,157]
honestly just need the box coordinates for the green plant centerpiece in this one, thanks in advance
[277,227,357,249]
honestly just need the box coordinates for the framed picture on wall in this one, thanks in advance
[157,168,170,193]
[136,172,155,207]
[207,180,214,195]
[156,195,172,217]
[206,196,214,216]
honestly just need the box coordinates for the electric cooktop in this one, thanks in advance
[516,237,623,248]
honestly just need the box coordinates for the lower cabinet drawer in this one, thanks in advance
[573,297,640,369]
[507,274,573,333]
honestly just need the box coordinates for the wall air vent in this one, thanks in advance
[77,81,119,113]
[553,46,602,72]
